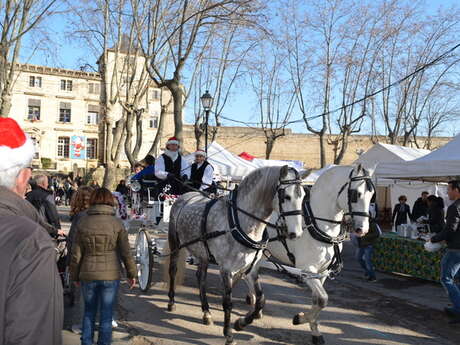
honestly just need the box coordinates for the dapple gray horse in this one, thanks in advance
[167,166,305,345]
[244,164,375,345]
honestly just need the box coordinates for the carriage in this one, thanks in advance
[127,178,177,292]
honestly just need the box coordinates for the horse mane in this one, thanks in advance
[237,166,282,211]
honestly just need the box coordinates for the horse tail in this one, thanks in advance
[161,223,186,287]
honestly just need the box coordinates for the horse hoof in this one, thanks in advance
[312,335,325,345]
[254,310,263,319]
[293,313,301,325]
[225,338,237,345]
[245,295,252,305]
[234,318,245,331]
[202,314,213,325]
[167,303,176,312]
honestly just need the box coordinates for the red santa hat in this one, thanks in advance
[166,136,179,147]
[194,149,206,158]
[0,118,35,171]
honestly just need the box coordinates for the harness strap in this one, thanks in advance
[326,243,343,279]
[228,188,269,251]
[303,197,347,244]
[200,198,219,262]
[178,230,227,250]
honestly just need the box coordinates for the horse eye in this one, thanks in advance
[358,192,362,198]
[285,195,291,201]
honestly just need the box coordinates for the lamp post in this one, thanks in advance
[200,90,213,155]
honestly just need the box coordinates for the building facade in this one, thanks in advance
[8,52,174,172]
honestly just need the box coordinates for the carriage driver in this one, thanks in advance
[155,136,190,195]
[190,149,215,193]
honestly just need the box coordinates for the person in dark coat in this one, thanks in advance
[26,174,64,236]
[427,194,445,234]
[189,149,215,193]
[155,137,190,195]
[355,194,381,282]
[412,191,429,221]
[115,179,129,196]
[0,117,63,345]
[70,188,137,345]
[392,195,413,228]
[430,181,460,322]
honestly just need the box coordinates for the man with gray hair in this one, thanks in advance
[26,173,63,235]
[0,118,63,345]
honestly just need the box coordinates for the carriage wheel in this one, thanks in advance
[135,229,154,292]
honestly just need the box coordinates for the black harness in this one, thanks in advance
[301,168,375,278]
[174,168,303,275]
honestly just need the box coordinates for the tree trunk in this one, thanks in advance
[103,160,117,190]
[0,89,12,118]
[319,130,327,168]
[148,105,167,156]
[168,81,184,146]
[265,137,275,159]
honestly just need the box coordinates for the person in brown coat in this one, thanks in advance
[0,117,63,345]
[69,187,137,345]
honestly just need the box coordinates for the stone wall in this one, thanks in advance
[176,125,451,169]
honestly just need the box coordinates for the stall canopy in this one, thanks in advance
[185,142,257,181]
[376,134,460,182]
[355,143,430,171]
[185,142,304,181]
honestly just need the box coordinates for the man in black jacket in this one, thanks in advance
[155,137,190,195]
[430,180,460,322]
[412,191,429,221]
[26,174,64,236]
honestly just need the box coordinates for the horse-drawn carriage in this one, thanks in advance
[126,165,375,345]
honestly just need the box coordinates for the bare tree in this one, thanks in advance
[0,0,58,117]
[190,22,253,149]
[248,43,295,159]
[134,0,262,147]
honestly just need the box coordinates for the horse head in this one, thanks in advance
[273,165,305,239]
[336,164,375,236]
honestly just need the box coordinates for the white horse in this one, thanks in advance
[244,164,374,345]
[167,166,305,345]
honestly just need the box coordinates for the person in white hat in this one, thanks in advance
[154,136,190,195]
[190,149,215,192]
[0,118,63,345]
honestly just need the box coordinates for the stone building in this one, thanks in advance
[8,51,174,172]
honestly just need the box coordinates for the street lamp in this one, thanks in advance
[200,90,213,155]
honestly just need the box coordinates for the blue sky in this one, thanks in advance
[20,0,460,137]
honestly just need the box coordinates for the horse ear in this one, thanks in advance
[355,163,363,174]
[299,168,311,180]
[280,165,289,179]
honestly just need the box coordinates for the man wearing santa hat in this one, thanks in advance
[154,136,190,195]
[0,118,63,344]
[190,149,215,192]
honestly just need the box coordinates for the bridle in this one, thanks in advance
[227,167,304,274]
[337,169,375,222]
[301,167,375,278]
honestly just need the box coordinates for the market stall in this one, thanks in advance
[373,232,444,281]
[372,135,460,282]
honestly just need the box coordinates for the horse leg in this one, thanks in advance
[235,269,265,331]
[292,278,328,345]
[196,261,213,325]
[221,271,236,345]
[167,234,180,312]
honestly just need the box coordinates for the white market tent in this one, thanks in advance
[355,143,430,171]
[185,142,304,181]
[184,142,258,181]
[376,134,460,182]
